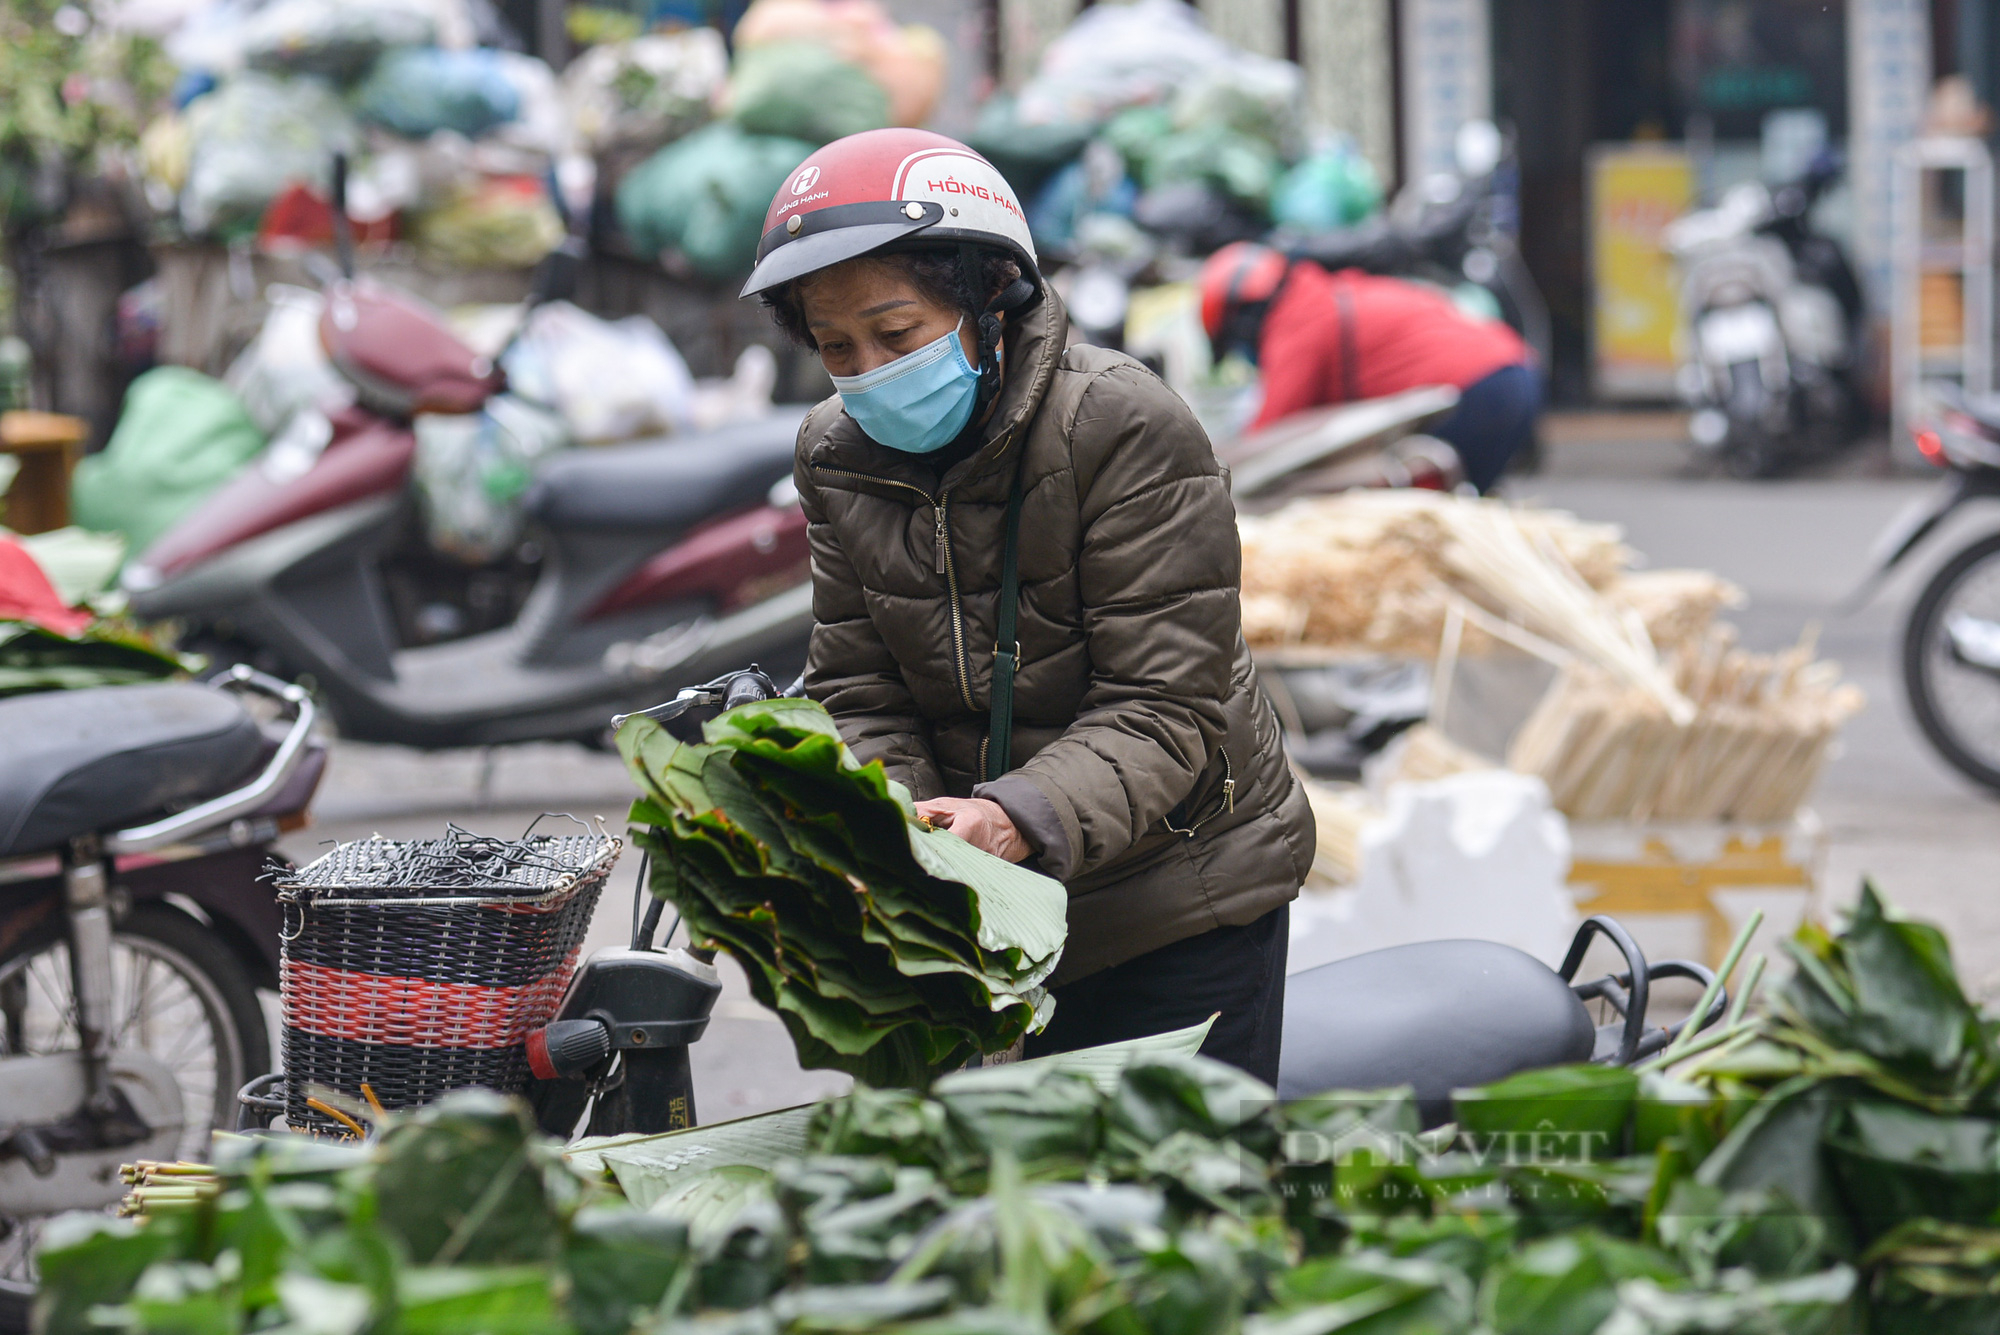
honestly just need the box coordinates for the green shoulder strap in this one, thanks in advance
[986,470,1027,783]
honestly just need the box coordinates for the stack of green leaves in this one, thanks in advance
[617,699,1067,1088]
[0,620,191,696]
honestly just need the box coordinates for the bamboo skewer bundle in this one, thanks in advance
[1240,492,1630,657]
[1434,502,1693,723]
[1611,570,1746,654]
[1507,626,1864,824]
[1244,490,1858,829]
[1238,492,1741,672]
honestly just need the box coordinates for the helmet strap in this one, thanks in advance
[962,247,1037,413]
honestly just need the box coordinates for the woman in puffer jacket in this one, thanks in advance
[741,129,1314,1082]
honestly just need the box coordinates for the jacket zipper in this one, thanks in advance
[813,466,978,713]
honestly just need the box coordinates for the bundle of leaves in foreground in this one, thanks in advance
[0,620,192,696]
[41,884,2000,1334]
[617,699,1066,1087]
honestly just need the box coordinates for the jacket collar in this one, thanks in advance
[808,289,1070,496]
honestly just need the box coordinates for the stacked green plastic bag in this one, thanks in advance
[726,42,890,146]
[618,698,1066,1087]
[72,367,266,561]
[615,123,814,281]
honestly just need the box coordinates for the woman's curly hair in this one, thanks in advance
[761,246,1022,349]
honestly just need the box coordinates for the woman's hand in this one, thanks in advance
[915,797,1031,863]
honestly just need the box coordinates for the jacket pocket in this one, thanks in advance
[1163,746,1241,839]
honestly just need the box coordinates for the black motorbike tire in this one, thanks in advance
[1903,529,2000,794]
[0,904,269,1324]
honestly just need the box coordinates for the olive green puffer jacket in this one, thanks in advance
[794,289,1313,983]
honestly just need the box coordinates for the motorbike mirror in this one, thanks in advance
[1455,118,1504,178]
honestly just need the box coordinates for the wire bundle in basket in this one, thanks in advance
[274,823,618,1135]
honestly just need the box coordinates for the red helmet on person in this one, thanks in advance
[740,128,1041,299]
[1198,241,1291,362]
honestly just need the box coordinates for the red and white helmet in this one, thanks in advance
[740,128,1040,299]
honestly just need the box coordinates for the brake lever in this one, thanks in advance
[609,687,721,731]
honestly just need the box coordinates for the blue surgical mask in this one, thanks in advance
[830,320,980,454]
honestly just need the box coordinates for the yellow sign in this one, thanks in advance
[1590,145,1695,399]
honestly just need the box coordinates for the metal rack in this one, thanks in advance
[1892,137,1995,453]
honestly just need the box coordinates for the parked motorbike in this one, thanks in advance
[1664,153,1863,478]
[0,668,322,1316]
[120,175,814,752]
[1219,385,1465,504]
[1854,385,2000,792]
[499,667,1723,1143]
[1285,119,1553,377]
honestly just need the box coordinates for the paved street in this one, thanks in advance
[275,418,2000,1118]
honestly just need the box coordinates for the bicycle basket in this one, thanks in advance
[275,824,619,1135]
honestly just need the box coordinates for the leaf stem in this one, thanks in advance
[1726,953,1768,1029]
[1662,910,1763,1060]
[1636,1020,1756,1074]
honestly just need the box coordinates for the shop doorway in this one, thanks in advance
[1491,0,1849,402]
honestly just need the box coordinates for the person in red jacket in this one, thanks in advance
[1198,242,1539,491]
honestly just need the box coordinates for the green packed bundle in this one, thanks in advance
[618,699,1066,1087]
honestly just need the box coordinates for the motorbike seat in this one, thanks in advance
[1279,939,1596,1126]
[526,412,808,533]
[0,684,263,857]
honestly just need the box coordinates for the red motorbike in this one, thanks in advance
[121,182,812,750]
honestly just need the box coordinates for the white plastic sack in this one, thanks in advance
[486,51,576,160]
[503,302,695,444]
[103,0,217,40]
[179,73,358,235]
[241,0,437,81]
[1017,0,1236,126]
[690,345,778,432]
[1287,770,1577,975]
[409,127,554,206]
[407,0,483,50]
[1171,54,1305,159]
[413,395,571,565]
[224,285,352,437]
[344,147,424,224]
[159,0,474,69]
[160,0,265,74]
[561,29,727,157]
